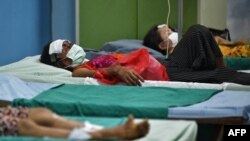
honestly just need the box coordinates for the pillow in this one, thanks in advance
[100,39,166,59]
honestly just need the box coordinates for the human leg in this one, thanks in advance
[169,24,225,70]
[20,112,149,140]
[28,107,83,130]
[17,118,71,138]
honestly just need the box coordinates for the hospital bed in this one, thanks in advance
[0,73,198,141]
[0,55,250,141]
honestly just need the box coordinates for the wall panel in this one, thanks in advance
[79,0,137,49]
[78,0,197,49]
[0,0,51,66]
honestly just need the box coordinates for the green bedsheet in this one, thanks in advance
[224,57,250,70]
[0,116,126,141]
[12,84,221,119]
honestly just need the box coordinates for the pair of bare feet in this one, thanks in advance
[90,115,150,140]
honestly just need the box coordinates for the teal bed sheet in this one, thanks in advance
[12,84,221,119]
[224,57,250,70]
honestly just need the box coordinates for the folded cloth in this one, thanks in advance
[68,121,103,140]
[83,121,104,132]
[68,127,91,140]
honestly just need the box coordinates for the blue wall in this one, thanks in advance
[0,0,51,66]
[52,0,75,42]
[0,0,75,66]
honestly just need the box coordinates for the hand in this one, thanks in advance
[116,66,144,86]
[159,38,173,51]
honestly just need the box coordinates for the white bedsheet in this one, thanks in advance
[0,73,60,101]
[136,119,197,141]
[0,55,99,85]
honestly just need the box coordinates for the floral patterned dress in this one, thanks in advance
[0,106,29,136]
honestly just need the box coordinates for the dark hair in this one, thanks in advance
[40,41,61,67]
[40,41,52,65]
[143,25,165,55]
[143,25,176,55]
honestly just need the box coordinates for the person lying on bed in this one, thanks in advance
[214,36,250,57]
[0,106,149,140]
[143,24,250,85]
[40,40,169,86]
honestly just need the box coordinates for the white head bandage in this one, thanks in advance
[168,32,178,47]
[157,24,167,29]
[66,44,86,67]
[49,39,65,54]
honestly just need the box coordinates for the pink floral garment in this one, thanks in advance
[74,53,125,72]
[87,54,118,69]
[0,106,29,136]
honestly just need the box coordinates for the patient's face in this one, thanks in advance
[157,24,173,42]
[55,40,73,68]
[61,41,73,59]
[56,57,73,68]
[157,25,173,50]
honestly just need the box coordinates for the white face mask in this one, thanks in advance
[66,44,86,67]
[168,32,178,48]
[49,39,65,54]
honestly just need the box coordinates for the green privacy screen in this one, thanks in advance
[79,0,197,49]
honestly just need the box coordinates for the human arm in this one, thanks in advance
[72,65,144,86]
[106,65,144,86]
[159,38,175,54]
[72,68,95,77]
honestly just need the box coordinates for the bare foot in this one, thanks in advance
[118,115,150,140]
[89,115,150,140]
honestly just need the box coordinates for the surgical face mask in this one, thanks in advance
[49,39,65,54]
[163,32,178,59]
[168,32,178,48]
[66,44,86,67]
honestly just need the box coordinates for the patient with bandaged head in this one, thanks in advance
[41,39,86,69]
[40,39,169,86]
[0,106,149,140]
